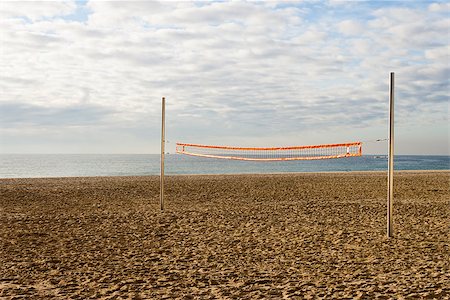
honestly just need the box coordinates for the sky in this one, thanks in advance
[0,0,448,155]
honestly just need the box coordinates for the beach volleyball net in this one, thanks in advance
[176,142,362,161]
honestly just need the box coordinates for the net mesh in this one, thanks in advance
[176,142,362,161]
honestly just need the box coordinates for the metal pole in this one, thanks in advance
[160,97,165,211]
[387,73,394,237]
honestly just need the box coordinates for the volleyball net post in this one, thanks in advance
[160,97,165,211]
[387,72,394,237]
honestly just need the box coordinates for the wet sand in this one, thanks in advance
[0,171,449,299]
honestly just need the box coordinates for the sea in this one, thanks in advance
[0,154,449,178]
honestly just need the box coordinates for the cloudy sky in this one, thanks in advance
[0,0,448,155]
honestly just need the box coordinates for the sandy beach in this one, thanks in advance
[0,171,448,299]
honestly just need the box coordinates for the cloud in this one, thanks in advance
[0,0,76,21]
[0,102,116,127]
[428,2,450,12]
[337,20,364,36]
[425,45,449,60]
[0,1,448,154]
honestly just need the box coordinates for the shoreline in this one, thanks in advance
[1,169,449,180]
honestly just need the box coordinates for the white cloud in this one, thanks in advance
[428,2,450,12]
[338,20,364,36]
[327,0,351,7]
[0,0,76,21]
[425,46,449,60]
[0,1,448,154]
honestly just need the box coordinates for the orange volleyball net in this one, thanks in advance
[176,141,362,161]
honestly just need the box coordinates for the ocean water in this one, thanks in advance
[0,154,449,178]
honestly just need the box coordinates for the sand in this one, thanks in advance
[0,171,449,299]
